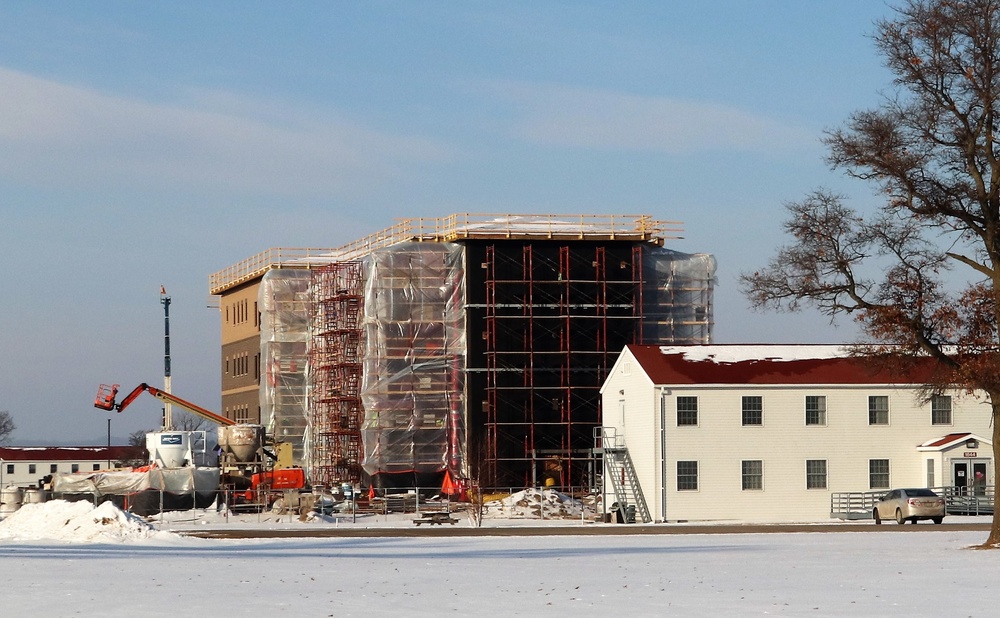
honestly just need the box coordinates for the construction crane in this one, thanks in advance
[94,383,235,427]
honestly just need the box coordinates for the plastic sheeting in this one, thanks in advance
[51,466,220,497]
[259,270,312,467]
[359,242,467,478]
[641,247,716,344]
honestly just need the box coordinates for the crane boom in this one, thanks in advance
[94,383,235,427]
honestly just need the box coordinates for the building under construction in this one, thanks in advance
[211,214,715,489]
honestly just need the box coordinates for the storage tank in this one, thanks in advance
[0,485,24,516]
[146,432,192,468]
[217,424,265,463]
[22,488,46,504]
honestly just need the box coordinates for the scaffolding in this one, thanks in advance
[309,262,365,487]
[218,215,714,489]
[473,242,714,487]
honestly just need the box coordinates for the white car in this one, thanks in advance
[873,488,945,525]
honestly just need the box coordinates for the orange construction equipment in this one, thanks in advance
[94,383,235,427]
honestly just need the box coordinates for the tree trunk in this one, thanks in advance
[986,397,1000,547]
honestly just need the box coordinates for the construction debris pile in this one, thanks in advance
[0,500,172,543]
[482,488,597,520]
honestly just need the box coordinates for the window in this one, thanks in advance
[742,460,763,490]
[868,395,889,425]
[93,464,101,471]
[28,464,36,474]
[806,460,827,489]
[71,464,79,473]
[677,461,698,490]
[932,395,952,425]
[677,397,698,426]
[805,396,826,426]
[5,464,12,474]
[869,459,890,489]
[742,396,763,426]
[926,459,935,487]
[50,464,58,473]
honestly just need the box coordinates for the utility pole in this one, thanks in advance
[161,286,172,430]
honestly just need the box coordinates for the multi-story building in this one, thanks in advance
[211,214,716,489]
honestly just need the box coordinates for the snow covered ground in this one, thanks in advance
[1,500,999,616]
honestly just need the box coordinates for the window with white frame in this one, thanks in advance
[805,396,826,426]
[742,396,763,426]
[926,459,935,487]
[742,460,763,490]
[869,459,890,489]
[806,459,827,489]
[868,395,889,425]
[677,397,698,426]
[677,461,698,490]
[931,395,952,425]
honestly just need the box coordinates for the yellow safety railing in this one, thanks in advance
[210,214,682,294]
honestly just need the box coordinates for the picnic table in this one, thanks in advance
[413,511,458,526]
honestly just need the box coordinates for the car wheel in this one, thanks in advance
[895,508,905,525]
[933,517,944,525]
[873,509,881,525]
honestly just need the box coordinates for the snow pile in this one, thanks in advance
[482,488,596,519]
[0,499,174,543]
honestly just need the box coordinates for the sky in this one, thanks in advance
[0,1,901,444]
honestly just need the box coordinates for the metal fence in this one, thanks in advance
[831,485,995,519]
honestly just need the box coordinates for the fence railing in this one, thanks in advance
[831,485,995,519]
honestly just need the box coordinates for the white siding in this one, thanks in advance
[604,371,993,522]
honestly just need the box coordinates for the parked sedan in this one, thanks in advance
[873,488,946,525]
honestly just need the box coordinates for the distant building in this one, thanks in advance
[0,446,133,488]
[600,344,994,523]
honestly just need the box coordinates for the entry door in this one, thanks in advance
[973,461,989,496]
[953,461,969,495]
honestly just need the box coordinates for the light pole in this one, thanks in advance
[160,286,172,430]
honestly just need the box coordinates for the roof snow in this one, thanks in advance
[657,344,851,364]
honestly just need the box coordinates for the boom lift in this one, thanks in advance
[94,383,308,512]
[94,383,234,427]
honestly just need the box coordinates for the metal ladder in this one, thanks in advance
[596,427,652,523]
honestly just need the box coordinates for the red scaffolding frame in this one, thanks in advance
[309,261,365,487]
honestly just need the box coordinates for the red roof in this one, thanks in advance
[626,344,939,386]
[0,446,134,462]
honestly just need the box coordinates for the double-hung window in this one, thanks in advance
[742,396,763,426]
[677,397,698,426]
[805,396,826,426]
[677,461,699,490]
[869,395,889,425]
[869,459,890,489]
[931,395,952,425]
[742,460,763,490]
[806,459,827,489]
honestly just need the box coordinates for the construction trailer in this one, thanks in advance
[212,214,716,489]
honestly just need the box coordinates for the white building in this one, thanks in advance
[0,446,134,488]
[600,345,995,523]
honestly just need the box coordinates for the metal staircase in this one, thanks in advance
[595,427,652,523]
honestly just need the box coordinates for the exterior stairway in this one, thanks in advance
[595,427,652,523]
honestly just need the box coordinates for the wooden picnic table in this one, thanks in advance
[413,511,458,526]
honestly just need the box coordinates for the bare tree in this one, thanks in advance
[0,411,15,445]
[171,411,215,433]
[741,0,1000,547]
[116,429,151,468]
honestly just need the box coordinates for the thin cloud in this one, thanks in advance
[491,81,815,154]
[0,66,451,198]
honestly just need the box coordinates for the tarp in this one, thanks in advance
[51,467,219,498]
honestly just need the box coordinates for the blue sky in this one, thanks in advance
[0,1,898,444]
